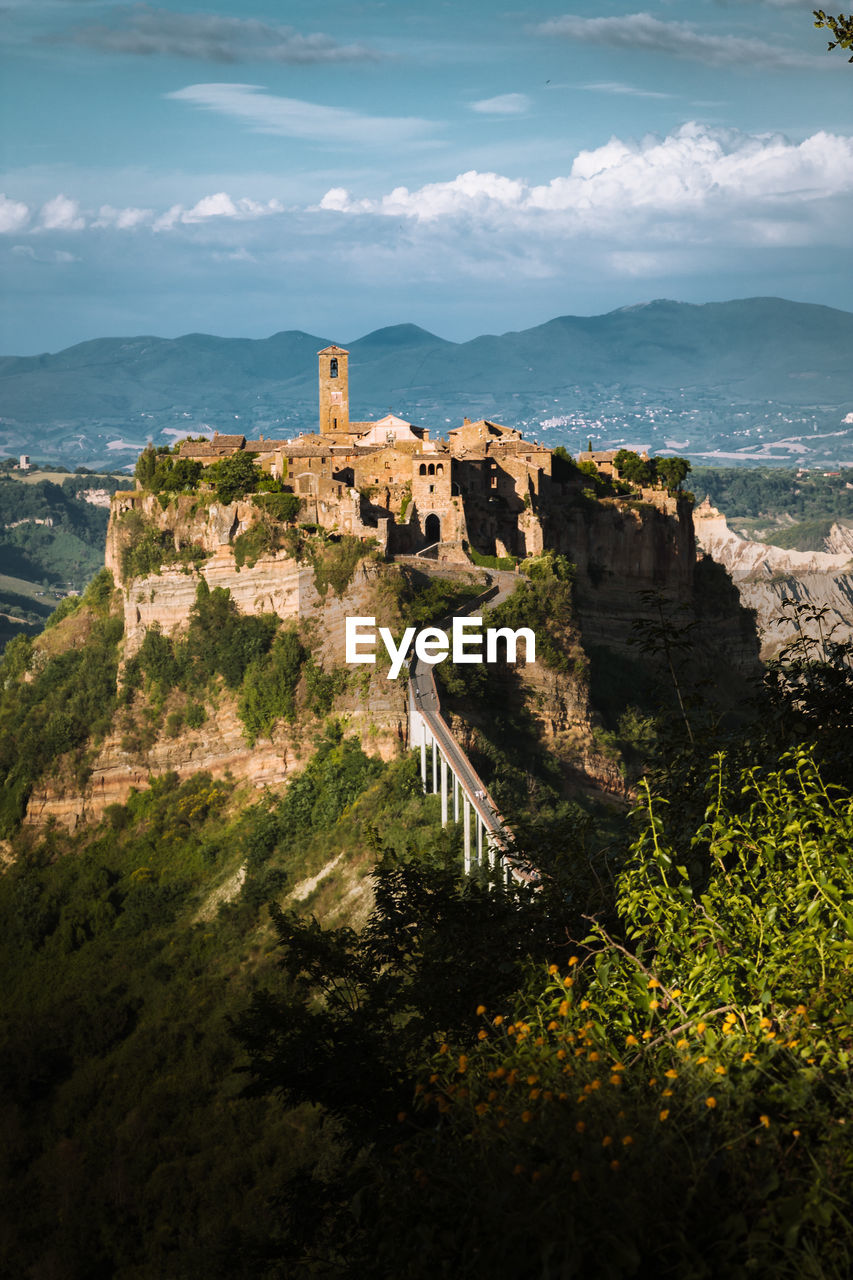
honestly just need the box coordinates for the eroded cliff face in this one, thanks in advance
[694,499,853,658]
[24,484,760,830]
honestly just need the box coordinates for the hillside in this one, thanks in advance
[2,450,853,1274]
[2,298,852,471]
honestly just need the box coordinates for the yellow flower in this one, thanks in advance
[564,976,574,988]
[576,1120,586,1133]
[477,1030,488,1041]
[714,1065,726,1075]
[590,1080,601,1091]
[759,1115,770,1128]
[558,1000,570,1018]
[792,1129,801,1138]
[602,1135,613,1147]
[475,1102,489,1115]
[642,1030,653,1040]
[569,956,579,966]
[649,1000,660,1010]
[547,1020,559,1031]
[557,1048,566,1061]
[696,1056,709,1065]
[548,964,559,976]
[610,1075,622,1086]
[558,1091,568,1101]
[706,1097,717,1109]
[527,1074,539,1085]
[796,1004,807,1016]
[625,1034,639,1047]
[662,1089,673,1097]
[742,1051,754,1062]
[612,1063,625,1072]
[493,1015,504,1026]
[760,1016,772,1029]
[676,1039,689,1050]
[649,1077,657,1087]
[647,978,661,989]
[580,1000,590,1011]
[476,1004,487,1016]
[659,1109,670,1121]
[397,1111,407,1122]
[529,1088,541,1100]
[610,1159,620,1171]
[622,1135,634,1146]
[521,1110,532,1123]
[696,1022,706,1034]
[665,1068,678,1079]
[439,1043,449,1055]
[588,1051,600,1062]
[458,1055,468,1073]
[724,1012,737,1025]
[671,988,682,998]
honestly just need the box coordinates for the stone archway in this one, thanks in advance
[425,512,441,543]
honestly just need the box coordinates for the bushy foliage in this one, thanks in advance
[0,593,123,834]
[118,509,208,581]
[490,551,575,672]
[614,450,691,492]
[134,445,203,494]
[238,628,306,743]
[207,450,261,504]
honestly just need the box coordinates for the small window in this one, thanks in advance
[428,463,435,476]
[330,357,338,378]
[491,476,498,488]
[429,484,435,493]
[436,463,444,476]
[419,464,427,476]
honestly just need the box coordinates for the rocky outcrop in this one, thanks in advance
[694,497,853,657]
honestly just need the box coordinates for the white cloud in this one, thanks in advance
[533,12,817,69]
[0,194,30,234]
[45,9,383,65]
[93,204,154,230]
[318,125,853,230]
[167,83,435,146]
[470,93,531,115]
[38,194,85,231]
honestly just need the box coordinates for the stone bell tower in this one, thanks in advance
[318,345,350,434]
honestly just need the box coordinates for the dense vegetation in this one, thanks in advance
[0,475,119,650]
[0,570,121,834]
[693,465,853,523]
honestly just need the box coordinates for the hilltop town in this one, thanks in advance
[173,344,673,561]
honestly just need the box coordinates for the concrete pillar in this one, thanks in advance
[420,736,427,793]
[440,757,448,827]
[477,816,483,866]
[463,795,471,875]
[432,737,438,794]
[453,774,459,824]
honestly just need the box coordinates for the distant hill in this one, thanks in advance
[1,298,851,469]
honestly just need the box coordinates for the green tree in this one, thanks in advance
[208,451,260,504]
[814,9,853,59]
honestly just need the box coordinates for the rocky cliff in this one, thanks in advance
[694,497,853,657]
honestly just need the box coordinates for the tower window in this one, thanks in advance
[330,358,338,378]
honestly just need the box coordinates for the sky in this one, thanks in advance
[1,0,851,354]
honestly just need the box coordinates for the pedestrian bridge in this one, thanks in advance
[406,570,528,883]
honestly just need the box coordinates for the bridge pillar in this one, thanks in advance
[477,815,483,866]
[432,738,438,794]
[440,757,448,827]
[463,795,471,875]
[453,774,459,824]
[420,736,427,793]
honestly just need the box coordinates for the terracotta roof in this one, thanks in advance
[318,344,349,355]
[211,433,246,447]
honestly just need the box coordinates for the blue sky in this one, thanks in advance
[1,0,851,353]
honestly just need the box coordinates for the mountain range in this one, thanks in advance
[1,297,851,469]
